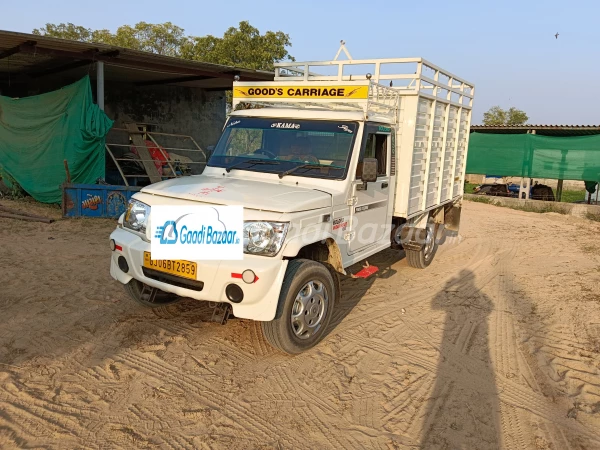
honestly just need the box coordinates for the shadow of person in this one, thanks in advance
[420,269,501,449]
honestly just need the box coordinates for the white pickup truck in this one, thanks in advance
[109,48,474,354]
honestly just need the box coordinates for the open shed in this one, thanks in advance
[0,30,274,192]
[467,125,600,201]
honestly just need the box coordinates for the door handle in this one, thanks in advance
[381,182,388,189]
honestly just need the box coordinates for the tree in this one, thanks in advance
[34,22,185,57]
[180,21,294,70]
[32,21,293,68]
[483,106,529,126]
[33,23,94,42]
[505,107,529,126]
[108,22,185,56]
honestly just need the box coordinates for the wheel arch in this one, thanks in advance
[282,236,344,308]
[282,234,345,276]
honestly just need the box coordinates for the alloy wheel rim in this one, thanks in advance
[290,280,328,339]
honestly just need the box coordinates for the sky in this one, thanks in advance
[1,0,599,124]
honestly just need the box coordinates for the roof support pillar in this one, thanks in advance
[556,179,563,202]
[556,148,568,202]
[96,61,105,111]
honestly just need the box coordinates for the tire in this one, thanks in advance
[405,222,438,269]
[261,259,335,355]
[124,279,180,308]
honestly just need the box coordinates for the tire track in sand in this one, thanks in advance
[492,254,593,449]
[115,350,304,448]
[494,258,535,450]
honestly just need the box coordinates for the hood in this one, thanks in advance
[141,175,332,213]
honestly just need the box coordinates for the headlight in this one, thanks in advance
[124,200,150,233]
[243,222,289,256]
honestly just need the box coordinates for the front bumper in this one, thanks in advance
[109,227,288,321]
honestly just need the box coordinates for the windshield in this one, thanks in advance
[208,117,358,179]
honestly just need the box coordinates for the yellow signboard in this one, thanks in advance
[233,85,369,100]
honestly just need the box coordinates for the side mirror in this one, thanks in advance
[361,158,378,183]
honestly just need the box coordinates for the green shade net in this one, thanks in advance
[466,133,600,182]
[0,76,113,203]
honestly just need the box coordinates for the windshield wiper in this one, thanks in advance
[225,159,281,173]
[278,164,335,179]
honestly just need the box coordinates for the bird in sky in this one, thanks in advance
[555,32,559,39]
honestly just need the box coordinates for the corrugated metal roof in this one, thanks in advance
[471,125,600,137]
[0,29,274,90]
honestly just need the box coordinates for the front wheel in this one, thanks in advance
[405,223,438,269]
[261,259,335,354]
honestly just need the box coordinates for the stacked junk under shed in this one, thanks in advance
[0,30,273,218]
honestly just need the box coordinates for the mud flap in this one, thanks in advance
[399,227,428,252]
[444,204,462,232]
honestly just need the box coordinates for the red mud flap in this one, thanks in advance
[351,262,379,279]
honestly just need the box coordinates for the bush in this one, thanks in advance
[0,168,26,199]
[464,183,479,194]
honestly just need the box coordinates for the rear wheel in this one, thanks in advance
[405,222,438,269]
[261,259,335,354]
[124,279,180,308]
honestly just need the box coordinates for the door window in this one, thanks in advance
[356,133,388,178]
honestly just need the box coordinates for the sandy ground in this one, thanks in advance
[1,199,600,449]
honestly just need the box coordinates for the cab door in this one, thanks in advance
[348,124,391,255]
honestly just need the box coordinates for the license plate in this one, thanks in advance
[143,252,197,280]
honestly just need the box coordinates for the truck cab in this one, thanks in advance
[109,49,474,354]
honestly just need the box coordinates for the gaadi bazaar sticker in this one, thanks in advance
[234,85,369,100]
